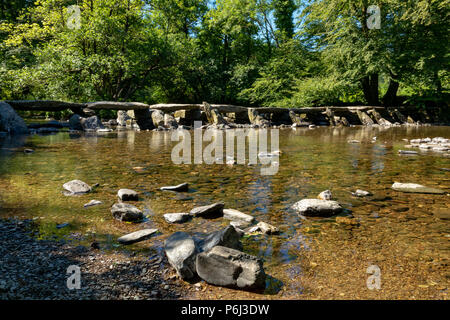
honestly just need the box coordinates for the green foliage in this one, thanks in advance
[0,0,448,109]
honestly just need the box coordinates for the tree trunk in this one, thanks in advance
[361,73,380,105]
[382,78,399,106]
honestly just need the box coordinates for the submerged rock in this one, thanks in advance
[318,190,332,200]
[117,188,139,201]
[63,180,91,195]
[160,183,189,192]
[163,212,192,224]
[391,182,445,194]
[246,221,279,235]
[164,232,198,280]
[196,246,266,290]
[351,189,372,197]
[117,229,158,245]
[190,202,224,218]
[292,199,343,216]
[111,203,143,222]
[223,209,255,224]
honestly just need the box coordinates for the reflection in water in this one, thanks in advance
[0,126,449,298]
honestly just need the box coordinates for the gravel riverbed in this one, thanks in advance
[0,218,185,300]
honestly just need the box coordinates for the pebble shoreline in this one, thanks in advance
[0,219,183,300]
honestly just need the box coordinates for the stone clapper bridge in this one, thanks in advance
[5,100,447,130]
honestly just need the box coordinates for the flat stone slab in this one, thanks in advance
[84,200,103,208]
[164,213,192,224]
[292,199,343,216]
[190,202,224,218]
[111,203,143,222]
[118,189,139,201]
[63,180,91,195]
[117,229,158,245]
[223,209,255,223]
[196,246,266,290]
[391,182,445,194]
[160,183,189,192]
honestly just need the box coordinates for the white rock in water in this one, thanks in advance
[432,146,449,152]
[318,190,332,200]
[160,183,189,192]
[117,229,158,245]
[84,200,103,208]
[398,150,418,155]
[63,180,91,195]
[352,189,372,197]
[391,182,445,194]
[419,144,432,149]
[223,209,255,223]
[164,213,192,224]
[292,199,343,216]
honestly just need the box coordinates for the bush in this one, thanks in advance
[287,76,364,107]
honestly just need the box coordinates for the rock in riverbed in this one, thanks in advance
[292,199,343,216]
[246,221,279,235]
[163,213,192,224]
[196,226,242,252]
[111,203,143,222]
[63,180,91,195]
[196,246,266,290]
[117,189,139,201]
[391,182,445,194]
[160,183,189,192]
[223,209,255,224]
[117,229,158,245]
[164,232,198,279]
[190,202,224,218]
[318,190,332,200]
[84,200,103,208]
[351,189,372,197]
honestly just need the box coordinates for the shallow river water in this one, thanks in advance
[0,125,448,299]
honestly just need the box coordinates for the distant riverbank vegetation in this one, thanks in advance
[1,0,448,113]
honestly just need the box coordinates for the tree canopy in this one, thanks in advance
[0,0,448,108]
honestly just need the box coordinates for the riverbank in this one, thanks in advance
[0,218,186,300]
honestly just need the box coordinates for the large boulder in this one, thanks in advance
[164,232,198,280]
[63,180,91,195]
[292,199,343,216]
[196,225,242,253]
[0,102,29,134]
[196,246,266,290]
[111,203,143,222]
